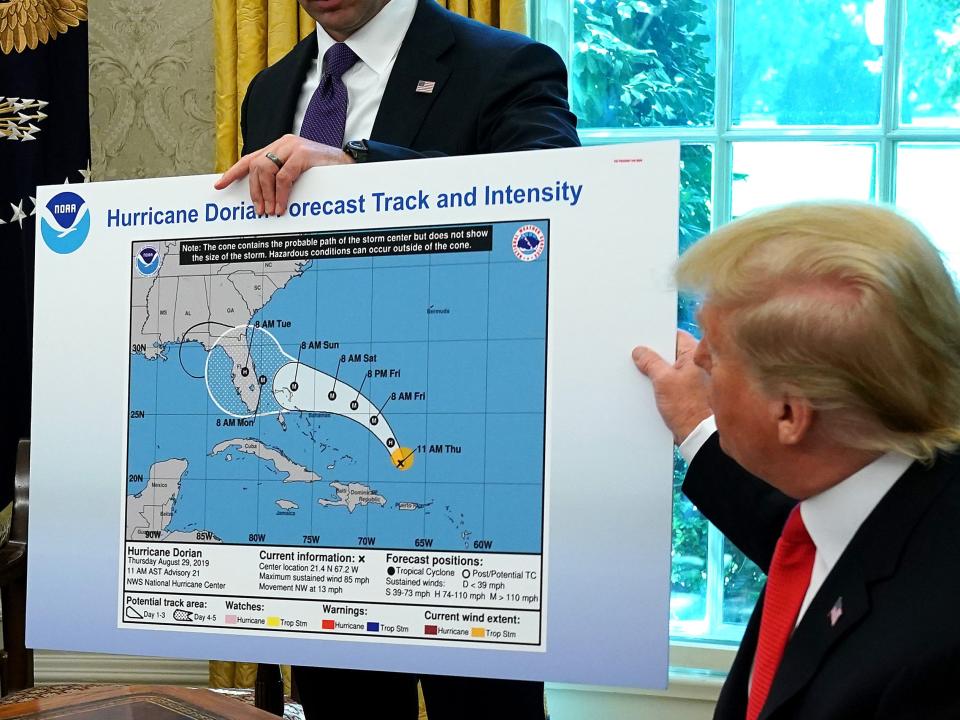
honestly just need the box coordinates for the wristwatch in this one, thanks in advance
[343,139,369,163]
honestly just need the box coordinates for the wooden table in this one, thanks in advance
[0,685,283,719]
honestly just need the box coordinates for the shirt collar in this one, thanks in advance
[800,452,914,568]
[315,0,417,76]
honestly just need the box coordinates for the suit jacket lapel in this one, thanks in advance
[757,455,954,719]
[262,33,318,147]
[758,572,870,719]
[370,0,454,147]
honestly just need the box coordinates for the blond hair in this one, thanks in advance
[678,201,960,461]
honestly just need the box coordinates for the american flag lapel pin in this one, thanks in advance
[828,597,844,627]
[416,80,436,94]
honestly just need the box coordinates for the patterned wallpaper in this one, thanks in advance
[89,1,215,181]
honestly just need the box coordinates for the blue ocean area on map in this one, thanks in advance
[127,222,548,553]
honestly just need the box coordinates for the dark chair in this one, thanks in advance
[0,439,32,696]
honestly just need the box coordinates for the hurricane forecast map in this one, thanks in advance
[123,220,550,647]
[31,144,680,685]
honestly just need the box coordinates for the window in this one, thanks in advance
[533,0,960,643]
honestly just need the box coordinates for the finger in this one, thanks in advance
[257,158,278,216]
[675,330,699,362]
[215,155,253,190]
[248,163,264,216]
[632,346,670,379]
[274,160,302,217]
[677,330,698,349]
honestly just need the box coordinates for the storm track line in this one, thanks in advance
[204,324,414,469]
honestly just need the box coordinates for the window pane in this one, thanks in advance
[897,144,960,268]
[670,454,709,629]
[679,143,712,334]
[733,0,884,126]
[571,0,716,128]
[733,142,877,215]
[722,539,764,626]
[901,0,960,127]
[680,144,714,256]
[671,144,713,637]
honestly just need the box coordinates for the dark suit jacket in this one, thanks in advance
[240,0,579,160]
[239,5,571,710]
[684,432,960,720]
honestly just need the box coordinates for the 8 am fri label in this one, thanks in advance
[121,543,545,649]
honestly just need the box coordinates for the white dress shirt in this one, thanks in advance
[292,0,418,143]
[680,416,913,624]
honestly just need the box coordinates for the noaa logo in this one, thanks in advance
[40,191,90,255]
[512,224,545,262]
[135,245,162,277]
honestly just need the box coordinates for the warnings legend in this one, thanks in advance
[121,543,544,649]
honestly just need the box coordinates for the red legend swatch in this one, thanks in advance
[424,625,438,635]
[322,619,335,630]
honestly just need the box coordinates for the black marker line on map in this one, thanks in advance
[243,336,253,378]
[329,357,342,401]
[253,375,264,416]
[371,394,391,425]
[178,320,235,379]
[291,345,303,392]
[351,371,368,411]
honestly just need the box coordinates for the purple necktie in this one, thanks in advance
[299,42,359,147]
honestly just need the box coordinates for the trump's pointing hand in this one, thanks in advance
[632,330,711,445]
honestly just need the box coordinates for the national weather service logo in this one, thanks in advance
[135,245,162,277]
[39,191,90,254]
[512,224,545,262]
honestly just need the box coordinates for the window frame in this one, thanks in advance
[531,0,960,654]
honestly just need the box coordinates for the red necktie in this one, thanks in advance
[747,505,816,720]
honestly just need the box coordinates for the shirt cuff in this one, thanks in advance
[678,416,717,464]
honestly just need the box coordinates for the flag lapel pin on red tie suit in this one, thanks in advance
[828,597,844,627]
[416,80,436,94]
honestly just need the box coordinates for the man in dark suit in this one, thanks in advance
[633,202,960,719]
[215,0,578,217]
[215,0,578,717]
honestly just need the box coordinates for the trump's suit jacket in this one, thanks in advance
[239,0,579,160]
[684,433,960,720]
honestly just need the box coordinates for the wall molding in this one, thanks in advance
[35,651,208,686]
[548,671,723,703]
[33,651,719,719]
[35,650,720,703]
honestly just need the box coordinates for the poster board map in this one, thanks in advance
[29,143,679,686]
[124,221,548,646]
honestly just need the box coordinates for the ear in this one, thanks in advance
[772,395,814,445]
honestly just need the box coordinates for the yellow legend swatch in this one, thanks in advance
[266,616,282,627]
[470,627,486,638]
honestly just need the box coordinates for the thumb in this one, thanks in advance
[632,345,670,380]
